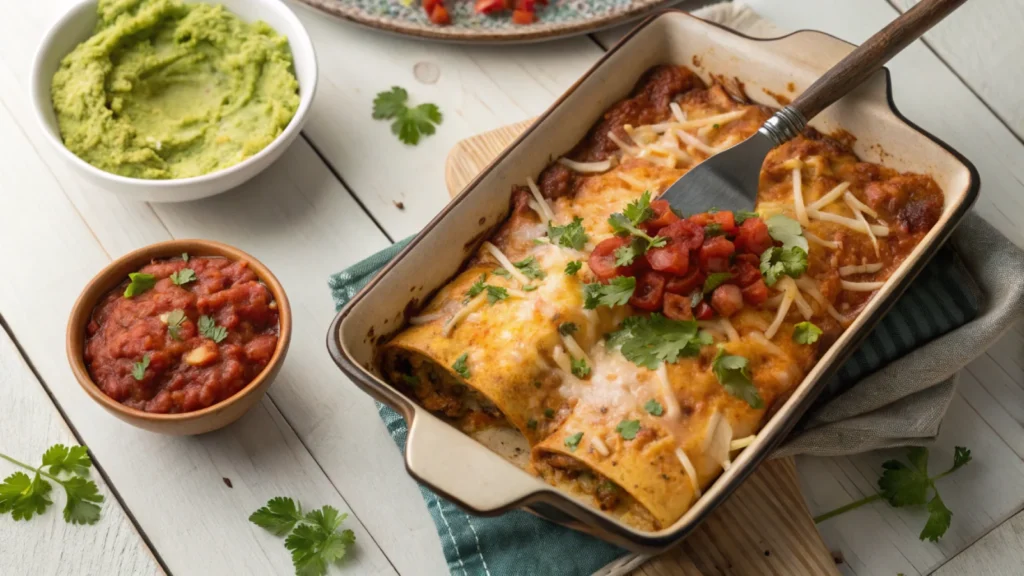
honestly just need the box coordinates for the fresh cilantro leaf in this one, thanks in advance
[131,354,150,381]
[123,272,156,298]
[166,309,187,341]
[734,210,759,225]
[558,322,578,336]
[0,472,51,521]
[373,87,443,146]
[372,86,409,119]
[760,246,808,286]
[250,496,305,536]
[181,252,189,262]
[951,446,972,471]
[920,493,952,542]
[169,268,196,286]
[614,237,647,267]
[570,356,590,378]
[644,399,664,416]
[548,217,588,250]
[608,213,652,242]
[711,348,763,409]
[703,272,733,294]
[712,123,720,129]
[452,353,470,379]
[41,444,92,477]
[583,277,636,309]
[793,322,823,344]
[526,418,538,430]
[485,285,508,305]
[564,432,583,452]
[565,260,582,276]
[765,214,809,252]
[622,191,655,225]
[523,285,538,292]
[492,268,511,278]
[616,419,641,440]
[704,223,726,237]
[879,457,930,507]
[198,315,228,343]
[62,476,103,525]
[513,256,546,280]
[608,313,707,369]
[544,408,555,419]
[465,276,487,301]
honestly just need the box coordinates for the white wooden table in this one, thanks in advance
[1,0,1021,574]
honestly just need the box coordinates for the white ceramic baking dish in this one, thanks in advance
[327,10,978,551]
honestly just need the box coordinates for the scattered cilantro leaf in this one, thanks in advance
[921,494,952,542]
[131,354,150,381]
[607,313,707,369]
[704,223,726,237]
[169,268,196,286]
[250,497,305,536]
[166,309,186,341]
[253,499,355,576]
[760,246,808,286]
[951,446,973,471]
[703,272,733,294]
[558,322,578,336]
[373,87,442,146]
[711,348,763,409]
[492,268,511,278]
[62,476,103,525]
[564,260,582,276]
[608,213,663,246]
[0,472,51,521]
[564,432,583,452]
[526,418,538,430]
[765,214,809,252]
[607,192,667,250]
[41,445,91,478]
[793,321,823,344]
[181,252,189,262]
[644,399,664,416]
[0,444,104,525]
[622,191,655,225]
[544,408,555,419]
[452,353,470,379]
[485,285,508,305]
[616,420,641,440]
[614,237,647,267]
[734,210,759,225]
[465,276,488,301]
[123,272,156,298]
[513,256,546,280]
[198,315,228,343]
[523,285,538,292]
[570,356,590,378]
[583,277,636,309]
[548,217,588,250]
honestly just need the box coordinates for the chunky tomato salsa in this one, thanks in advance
[85,255,279,413]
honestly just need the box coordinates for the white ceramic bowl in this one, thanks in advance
[31,0,318,203]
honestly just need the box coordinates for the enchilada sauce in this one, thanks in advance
[85,256,279,414]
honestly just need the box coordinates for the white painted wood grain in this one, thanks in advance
[0,328,163,576]
[892,0,1024,142]
[934,508,1024,576]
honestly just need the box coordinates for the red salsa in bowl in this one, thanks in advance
[84,254,280,414]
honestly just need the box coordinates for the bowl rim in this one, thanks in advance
[66,239,293,423]
[30,0,319,189]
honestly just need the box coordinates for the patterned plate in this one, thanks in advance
[296,0,682,43]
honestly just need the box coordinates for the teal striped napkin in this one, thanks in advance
[329,241,978,576]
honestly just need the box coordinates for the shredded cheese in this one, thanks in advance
[720,317,740,342]
[442,295,486,337]
[808,208,889,236]
[807,182,850,211]
[748,331,784,356]
[696,321,727,341]
[669,102,686,122]
[551,345,574,376]
[409,311,445,325]
[844,191,879,219]
[700,411,724,453]
[656,362,681,421]
[792,167,809,226]
[845,193,881,257]
[525,178,555,223]
[591,435,610,457]
[615,171,649,190]
[764,278,797,339]
[704,416,734,471]
[839,262,884,276]
[675,448,701,499]
[730,435,756,451]
[841,280,886,291]
[607,131,641,155]
[482,241,531,285]
[673,128,717,156]
[795,277,846,323]
[557,157,614,174]
[805,231,840,250]
[791,284,814,320]
[560,333,592,367]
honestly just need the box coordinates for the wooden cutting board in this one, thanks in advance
[444,121,839,576]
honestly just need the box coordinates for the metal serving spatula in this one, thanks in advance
[660,0,967,215]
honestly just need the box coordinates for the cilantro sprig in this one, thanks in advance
[606,314,712,369]
[250,497,356,576]
[793,321,822,344]
[644,399,664,416]
[564,260,582,276]
[452,353,470,379]
[607,192,667,254]
[814,446,972,542]
[0,444,103,525]
[548,217,589,250]
[131,354,150,381]
[198,315,228,343]
[583,277,635,309]
[616,420,641,440]
[372,86,443,146]
[711,348,763,409]
[513,256,546,280]
[570,356,590,378]
[170,268,196,286]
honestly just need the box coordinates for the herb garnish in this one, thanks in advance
[181,252,189,262]
[452,353,470,379]
[0,444,103,524]
[169,268,196,286]
[608,192,667,252]
[526,419,538,430]
[793,322,823,344]
[523,285,538,292]
[704,223,726,237]
[613,237,649,267]
[606,314,712,370]
[814,446,972,542]
[166,309,186,340]
[644,399,664,416]
[564,260,582,276]
[711,348,763,409]
[485,285,508,304]
[558,322,578,336]
[703,272,734,294]
[548,217,588,250]
[131,354,150,381]
[123,272,156,298]
[544,408,555,419]
[765,214,809,252]
[616,420,641,440]
[513,256,546,280]
[250,497,356,576]
[583,277,636,309]
[564,432,583,452]
[198,315,228,343]
[570,356,590,378]
[372,86,443,146]
[492,268,511,278]
[760,246,808,286]
[734,211,759,225]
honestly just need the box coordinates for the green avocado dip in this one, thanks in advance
[51,0,300,180]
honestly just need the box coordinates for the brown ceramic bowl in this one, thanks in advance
[67,239,292,435]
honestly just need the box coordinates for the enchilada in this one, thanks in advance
[379,65,944,531]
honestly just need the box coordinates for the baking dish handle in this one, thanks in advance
[405,414,544,513]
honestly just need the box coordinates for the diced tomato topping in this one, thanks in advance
[662,293,693,321]
[731,253,762,287]
[588,237,642,281]
[645,240,689,275]
[516,0,536,9]
[665,268,705,295]
[429,4,451,24]
[658,219,704,251]
[699,236,735,273]
[644,200,680,232]
[512,9,535,23]
[689,211,737,235]
[735,217,772,255]
[742,278,769,306]
[629,271,666,311]
[474,0,505,13]
[694,300,714,320]
[711,284,744,318]
[424,0,443,11]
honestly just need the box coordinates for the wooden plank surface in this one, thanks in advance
[446,122,838,576]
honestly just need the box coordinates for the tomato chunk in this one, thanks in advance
[711,284,744,318]
[731,253,762,287]
[742,278,769,306]
[665,268,705,295]
[629,271,666,311]
[587,237,635,281]
[735,217,773,255]
[474,0,505,13]
[512,9,535,23]
[699,236,735,273]
[644,200,680,232]
[694,301,714,320]
[429,4,451,24]
[662,293,693,321]
[689,211,737,235]
[645,241,689,275]
[657,219,704,251]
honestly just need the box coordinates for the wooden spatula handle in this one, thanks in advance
[790,0,967,120]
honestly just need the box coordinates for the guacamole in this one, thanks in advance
[51,0,300,180]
